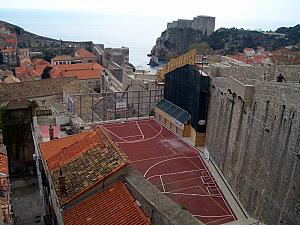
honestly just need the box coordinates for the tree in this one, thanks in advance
[41,66,53,79]
[189,42,213,55]
[27,100,39,117]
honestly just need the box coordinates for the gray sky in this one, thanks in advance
[1,0,299,29]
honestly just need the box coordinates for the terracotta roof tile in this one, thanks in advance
[1,48,16,53]
[33,59,50,65]
[63,180,150,225]
[16,59,51,79]
[5,38,16,45]
[39,131,89,162]
[50,63,103,80]
[75,48,96,58]
[40,127,128,206]
[52,55,73,61]
[20,58,33,66]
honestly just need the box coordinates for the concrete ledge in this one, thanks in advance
[227,76,254,103]
[125,167,203,225]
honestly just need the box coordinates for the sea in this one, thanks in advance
[0,9,295,70]
[0,9,171,70]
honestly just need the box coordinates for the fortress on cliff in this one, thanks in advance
[167,15,216,35]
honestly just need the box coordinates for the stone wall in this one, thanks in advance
[167,16,215,35]
[205,65,300,82]
[0,77,76,102]
[205,77,300,225]
[125,167,203,225]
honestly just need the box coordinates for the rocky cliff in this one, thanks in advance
[149,28,207,61]
[149,25,300,63]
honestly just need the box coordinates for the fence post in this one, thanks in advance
[79,95,82,118]
[91,94,94,122]
[137,91,140,118]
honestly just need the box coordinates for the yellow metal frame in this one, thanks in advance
[156,49,196,83]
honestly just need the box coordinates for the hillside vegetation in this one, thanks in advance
[149,25,300,60]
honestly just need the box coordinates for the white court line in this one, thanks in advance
[208,186,220,190]
[196,159,236,219]
[147,169,205,181]
[136,121,145,140]
[149,119,236,220]
[164,192,220,197]
[163,185,222,197]
[160,175,166,193]
[219,191,235,219]
[144,156,201,178]
[120,134,143,139]
[104,121,163,144]
[103,127,143,143]
[206,186,221,197]
[102,119,151,128]
[193,214,233,218]
[166,184,201,193]
[198,155,211,172]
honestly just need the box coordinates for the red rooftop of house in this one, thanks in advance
[75,48,96,58]
[50,63,103,80]
[39,127,128,206]
[63,180,150,225]
[1,48,16,53]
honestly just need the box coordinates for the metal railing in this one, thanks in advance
[68,89,164,122]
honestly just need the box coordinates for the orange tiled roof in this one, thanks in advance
[15,59,51,79]
[5,38,16,45]
[1,48,16,53]
[50,63,103,80]
[40,127,127,206]
[20,58,33,66]
[75,48,96,58]
[39,131,90,162]
[33,58,50,65]
[15,66,28,77]
[63,180,150,225]
[52,55,73,61]
[46,128,107,171]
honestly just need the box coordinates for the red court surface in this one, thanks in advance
[102,118,237,225]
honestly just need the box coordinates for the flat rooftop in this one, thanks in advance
[101,118,237,225]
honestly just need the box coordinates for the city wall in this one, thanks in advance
[205,77,300,225]
[205,65,300,82]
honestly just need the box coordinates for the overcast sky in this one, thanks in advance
[1,0,299,29]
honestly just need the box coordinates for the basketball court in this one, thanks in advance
[102,118,237,225]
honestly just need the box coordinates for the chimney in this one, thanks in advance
[49,125,54,140]
[58,168,67,195]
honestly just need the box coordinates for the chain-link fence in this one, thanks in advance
[67,89,163,122]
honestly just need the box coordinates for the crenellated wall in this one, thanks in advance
[205,77,300,225]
